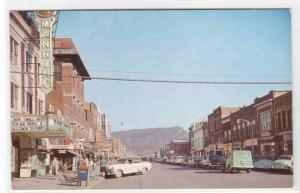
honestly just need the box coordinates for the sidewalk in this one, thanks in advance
[12,170,105,190]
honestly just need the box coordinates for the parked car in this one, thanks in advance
[193,156,204,168]
[201,156,211,169]
[253,159,273,170]
[222,150,253,173]
[174,156,185,165]
[183,156,191,166]
[272,154,293,173]
[208,154,225,169]
[105,158,152,178]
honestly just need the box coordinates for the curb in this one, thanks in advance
[79,176,105,189]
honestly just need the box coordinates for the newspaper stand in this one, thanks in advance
[77,162,88,187]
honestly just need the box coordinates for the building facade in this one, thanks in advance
[165,140,191,156]
[207,106,238,152]
[189,121,207,156]
[10,11,71,178]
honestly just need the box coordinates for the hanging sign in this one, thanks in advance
[35,11,58,94]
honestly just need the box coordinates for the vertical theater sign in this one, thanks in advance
[35,11,58,94]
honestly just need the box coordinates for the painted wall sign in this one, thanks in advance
[35,11,58,94]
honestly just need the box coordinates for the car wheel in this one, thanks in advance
[237,169,240,173]
[115,170,123,178]
[247,169,251,173]
[141,168,147,175]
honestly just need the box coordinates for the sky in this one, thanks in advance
[56,9,291,132]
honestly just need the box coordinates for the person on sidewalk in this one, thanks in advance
[52,157,59,175]
[99,157,107,177]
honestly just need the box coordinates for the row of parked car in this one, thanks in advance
[156,151,293,173]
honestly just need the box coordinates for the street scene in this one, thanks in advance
[9,9,292,190]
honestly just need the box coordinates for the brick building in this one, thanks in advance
[221,115,232,152]
[46,38,91,145]
[273,91,292,155]
[228,105,258,154]
[165,140,191,156]
[254,90,288,158]
[207,106,238,151]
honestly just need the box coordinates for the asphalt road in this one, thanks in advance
[92,162,293,189]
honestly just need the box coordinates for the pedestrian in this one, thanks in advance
[99,157,107,177]
[52,157,59,175]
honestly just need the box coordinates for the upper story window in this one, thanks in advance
[224,131,227,141]
[25,51,32,72]
[10,36,19,65]
[55,63,62,81]
[26,92,33,114]
[11,82,18,109]
[260,110,272,132]
[287,109,292,129]
[228,130,231,140]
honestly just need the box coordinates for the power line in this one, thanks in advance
[10,71,292,85]
[40,66,291,77]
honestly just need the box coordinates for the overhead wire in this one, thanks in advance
[10,71,292,85]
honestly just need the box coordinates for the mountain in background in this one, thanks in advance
[112,126,189,156]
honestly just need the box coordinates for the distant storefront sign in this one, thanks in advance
[35,11,58,94]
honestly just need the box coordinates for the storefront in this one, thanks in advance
[276,132,293,155]
[233,142,242,150]
[259,136,276,158]
[243,138,258,155]
[11,113,72,177]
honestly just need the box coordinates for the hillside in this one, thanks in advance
[112,126,189,156]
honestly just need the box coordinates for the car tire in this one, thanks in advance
[115,170,123,178]
[247,169,251,173]
[141,168,147,175]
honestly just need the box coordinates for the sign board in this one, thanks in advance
[54,48,77,55]
[35,11,58,94]
[77,169,88,185]
[11,116,47,132]
[59,150,66,154]
[11,114,72,137]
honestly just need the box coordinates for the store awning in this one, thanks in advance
[67,150,79,156]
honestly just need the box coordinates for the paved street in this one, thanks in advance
[92,162,293,189]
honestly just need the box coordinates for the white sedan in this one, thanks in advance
[105,158,152,178]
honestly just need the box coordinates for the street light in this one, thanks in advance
[237,119,254,155]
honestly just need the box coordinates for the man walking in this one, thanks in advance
[99,156,107,177]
